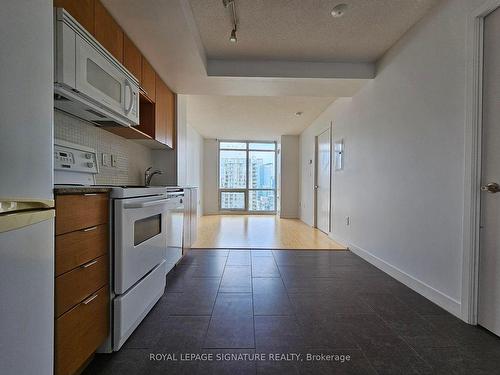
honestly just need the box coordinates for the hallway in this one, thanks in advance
[84,249,500,375]
[192,215,345,250]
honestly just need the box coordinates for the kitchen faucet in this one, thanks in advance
[144,167,163,186]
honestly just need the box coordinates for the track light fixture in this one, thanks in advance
[222,0,238,43]
[230,27,237,43]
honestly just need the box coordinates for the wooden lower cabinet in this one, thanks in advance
[55,194,108,235]
[55,286,109,375]
[54,192,110,375]
[55,255,108,317]
[55,224,108,277]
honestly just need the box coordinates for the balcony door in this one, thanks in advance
[219,141,277,213]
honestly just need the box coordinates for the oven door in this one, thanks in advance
[74,35,139,125]
[114,195,168,294]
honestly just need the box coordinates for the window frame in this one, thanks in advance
[218,140,277,213]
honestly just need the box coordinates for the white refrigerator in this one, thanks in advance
[0,1,55,375]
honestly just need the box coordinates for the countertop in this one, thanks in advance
[53,185,198,195]
[53,186,112,195]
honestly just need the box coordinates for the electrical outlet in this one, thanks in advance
[101,153,110,167]
[111,154,118,167]
[345,216,350,226]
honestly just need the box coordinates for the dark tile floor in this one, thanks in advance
[84,249,500,375]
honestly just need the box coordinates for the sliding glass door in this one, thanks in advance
[219,141,277,212]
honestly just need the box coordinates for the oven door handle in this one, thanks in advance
[124,198,171,209]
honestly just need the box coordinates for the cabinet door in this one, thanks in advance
[123,34,141,82]
[54,0,95,35]
[155,76,167,145]
[141,58,156,102]
[94,1,123,62]
[55,286,109,375]
[55,194,108,236]
[165,85,176,149]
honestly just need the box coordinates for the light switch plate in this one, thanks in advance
[111,154,118,167]
[102,153,110,167]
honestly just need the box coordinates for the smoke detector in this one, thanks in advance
[331,4,348,18]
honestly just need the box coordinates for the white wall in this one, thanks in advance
[300,0,485,318]
[55,111,152,185]
[280,135,300,218]
[203,139,219,214]
[186,124,204,215]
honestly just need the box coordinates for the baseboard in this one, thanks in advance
[348,242,462,318]
[328,232,348,248]
[280,214,299,219]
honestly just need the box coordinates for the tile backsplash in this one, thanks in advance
[54,110,152,185]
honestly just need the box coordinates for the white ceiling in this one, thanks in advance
[189,0,439,62]
[187,95,335,140]
[101,0,372,96]
[100,0,438,139]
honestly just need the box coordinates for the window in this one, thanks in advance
[219,141,277,212]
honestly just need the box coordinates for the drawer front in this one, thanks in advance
[56,255,109,317]
[55,194,109,235]
[56,224,108,276]
[56,286,109,375]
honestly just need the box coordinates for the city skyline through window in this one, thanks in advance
[219,141,277,212]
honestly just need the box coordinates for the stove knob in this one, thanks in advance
[86,162,94,168]
[85,153,92,159]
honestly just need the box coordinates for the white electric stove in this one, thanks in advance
[54,139,183,351]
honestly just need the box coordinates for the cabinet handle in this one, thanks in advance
[84,193,97,196]
[81,259,98,269]
[82,293,98,305]
[82,226,98,232]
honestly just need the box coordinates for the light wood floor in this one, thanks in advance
[192,215,346,250]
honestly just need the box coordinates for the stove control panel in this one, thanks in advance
[54,140,98,174]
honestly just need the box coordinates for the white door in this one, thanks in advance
[478,7,500,337]
[315,128,331,234]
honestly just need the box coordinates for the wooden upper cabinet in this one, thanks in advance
[165,85,176,149]
[155,76,168,145]
[94,1,123,62]
[54,0,95,35]
[141,58,156,102]
[123,34,142,82]
[154,75,175,149]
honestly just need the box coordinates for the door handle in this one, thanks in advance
[481,182,500,193]
[82,293,99,305]
[80,259,98,269]
[314,185,319,189]
[124,80,134,115]
[124,198,169,209]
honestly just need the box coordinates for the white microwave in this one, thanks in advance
[54,8,139,127]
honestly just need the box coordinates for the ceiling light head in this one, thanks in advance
[229,28,237,43]
[222,0,234,8]
[331,3,348,18]
[295,111,303,117]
